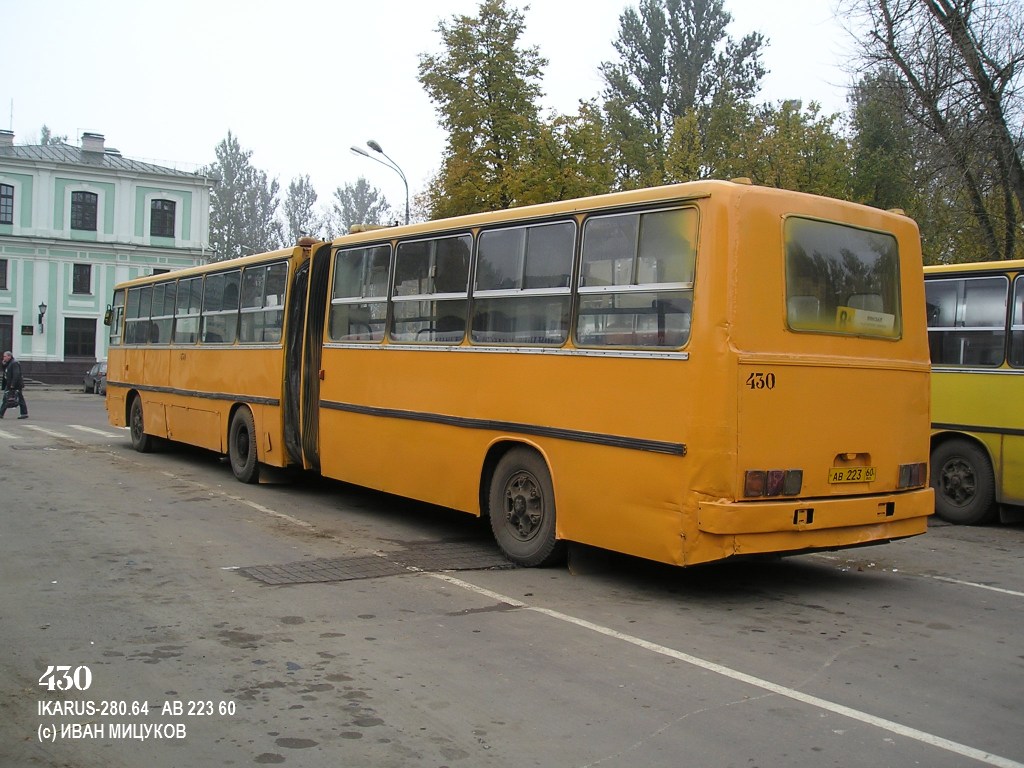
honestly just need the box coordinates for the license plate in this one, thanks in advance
[828,467,876,484]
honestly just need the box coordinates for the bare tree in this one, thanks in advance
[842,0,1024,260]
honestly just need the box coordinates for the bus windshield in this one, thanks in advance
[784,217,902,339]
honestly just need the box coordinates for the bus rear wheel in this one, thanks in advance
[488,448,564,567]
[931,439,996,525]
[229,407,261,484]
[129,396,154,453]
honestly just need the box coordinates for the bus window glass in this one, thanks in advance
[926,276,1007,366]
[174,276,202,344]
[108,289,125,346]
[202,269,240,344]
[1011,276,1024,367]
[150,282,174,343]
[125,285,153,345]
[577,208,696,348]
[240,262,288,344]
[392,235,470,343]
[473,221,574,345]
[785,218,901,338]
[330,246,390,342]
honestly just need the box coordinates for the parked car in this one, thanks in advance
[84,361,107,394]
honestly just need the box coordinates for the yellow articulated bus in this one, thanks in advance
[106,180,933,568]
[924,259,1024,524]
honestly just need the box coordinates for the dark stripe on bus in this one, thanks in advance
[932,422,1024,438]
[108,381,280,407]
[322,400,687,456]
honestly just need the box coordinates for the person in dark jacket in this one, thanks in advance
[0,351,28,419]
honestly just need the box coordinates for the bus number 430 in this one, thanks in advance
[746,372,776,390]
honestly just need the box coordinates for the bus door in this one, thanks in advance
[297,242,332,471]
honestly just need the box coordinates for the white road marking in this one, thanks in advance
[23,425,71,439]
[0,429,21,439]
[431,572,1024,768]
[68,424,118,437]
[926,575,1024,599]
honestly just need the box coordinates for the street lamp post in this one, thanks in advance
[350,140,410,225]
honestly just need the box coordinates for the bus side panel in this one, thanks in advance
[317,347,696,565]
[933,369,1024,506]
[1002,435,1024,506]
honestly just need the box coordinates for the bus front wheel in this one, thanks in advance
[931,439,996,525]
[129,397,154,453]
[228,407,261,484]
[488,448,565,567]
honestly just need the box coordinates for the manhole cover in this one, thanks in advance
[239,540,511,585]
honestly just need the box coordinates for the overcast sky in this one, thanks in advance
[2,0,851,219]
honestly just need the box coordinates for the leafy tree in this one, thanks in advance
[39,125,67,145]
[517,101,617,204]
[847,70,916,211]
[601,0,767,187]
[207,131,283,262]
[418,0,546,216]
[283,175,324,243]
[325,177,390,239]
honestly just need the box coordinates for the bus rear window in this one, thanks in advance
[784,218,901,339]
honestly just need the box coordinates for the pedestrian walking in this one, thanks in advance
[0,351,28,419]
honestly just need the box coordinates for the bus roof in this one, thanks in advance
[924,259,1024,276]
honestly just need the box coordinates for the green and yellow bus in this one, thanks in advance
[925,259,1024,524]
[106,180,933,567]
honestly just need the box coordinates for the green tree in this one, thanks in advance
[207,132,283,262]
[39,125,67,145]
[518,101,616,205]
[283,175,324,243]
[601,0,766,187]
[848,70,916,211]
[418,0,546,217]
[326,177,390,239]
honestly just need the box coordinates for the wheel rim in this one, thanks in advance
[502,470,545,543]
[131,402,143,442]
[235,422,251,463]
[937,457,976,507]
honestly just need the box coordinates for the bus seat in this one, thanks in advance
[788,296,820,322]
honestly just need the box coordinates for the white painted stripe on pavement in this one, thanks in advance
[68,424,118,437]
[927,575,1024,599]
[431,572,1024,768]
[0,429,21,439]
[23,425,71,439]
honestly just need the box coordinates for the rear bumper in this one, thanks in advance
[697,487,933,535]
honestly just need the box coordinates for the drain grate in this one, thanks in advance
[239,540,512,585]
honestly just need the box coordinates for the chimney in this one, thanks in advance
[81,132,105,153]
[0,129,13,148]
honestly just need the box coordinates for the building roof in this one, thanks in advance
[0,142,213,181]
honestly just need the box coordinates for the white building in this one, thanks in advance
[0,129,214,383]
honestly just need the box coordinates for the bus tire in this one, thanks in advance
[488,448,565,567]
[129,396,155,454]
[229,407,261,484]
[931,439,996,525]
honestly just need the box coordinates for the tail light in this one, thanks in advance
[898,462,928,489]
[744,469,803,498]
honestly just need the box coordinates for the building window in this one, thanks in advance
[0,315,11,355]
[151,199,176,238]
[0,183,12,225]
[73,263,92,295]
[0,258,7,291]
[64,317,97,358]
[71,191,98,231]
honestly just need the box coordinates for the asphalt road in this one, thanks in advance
[1,389,1022,768]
